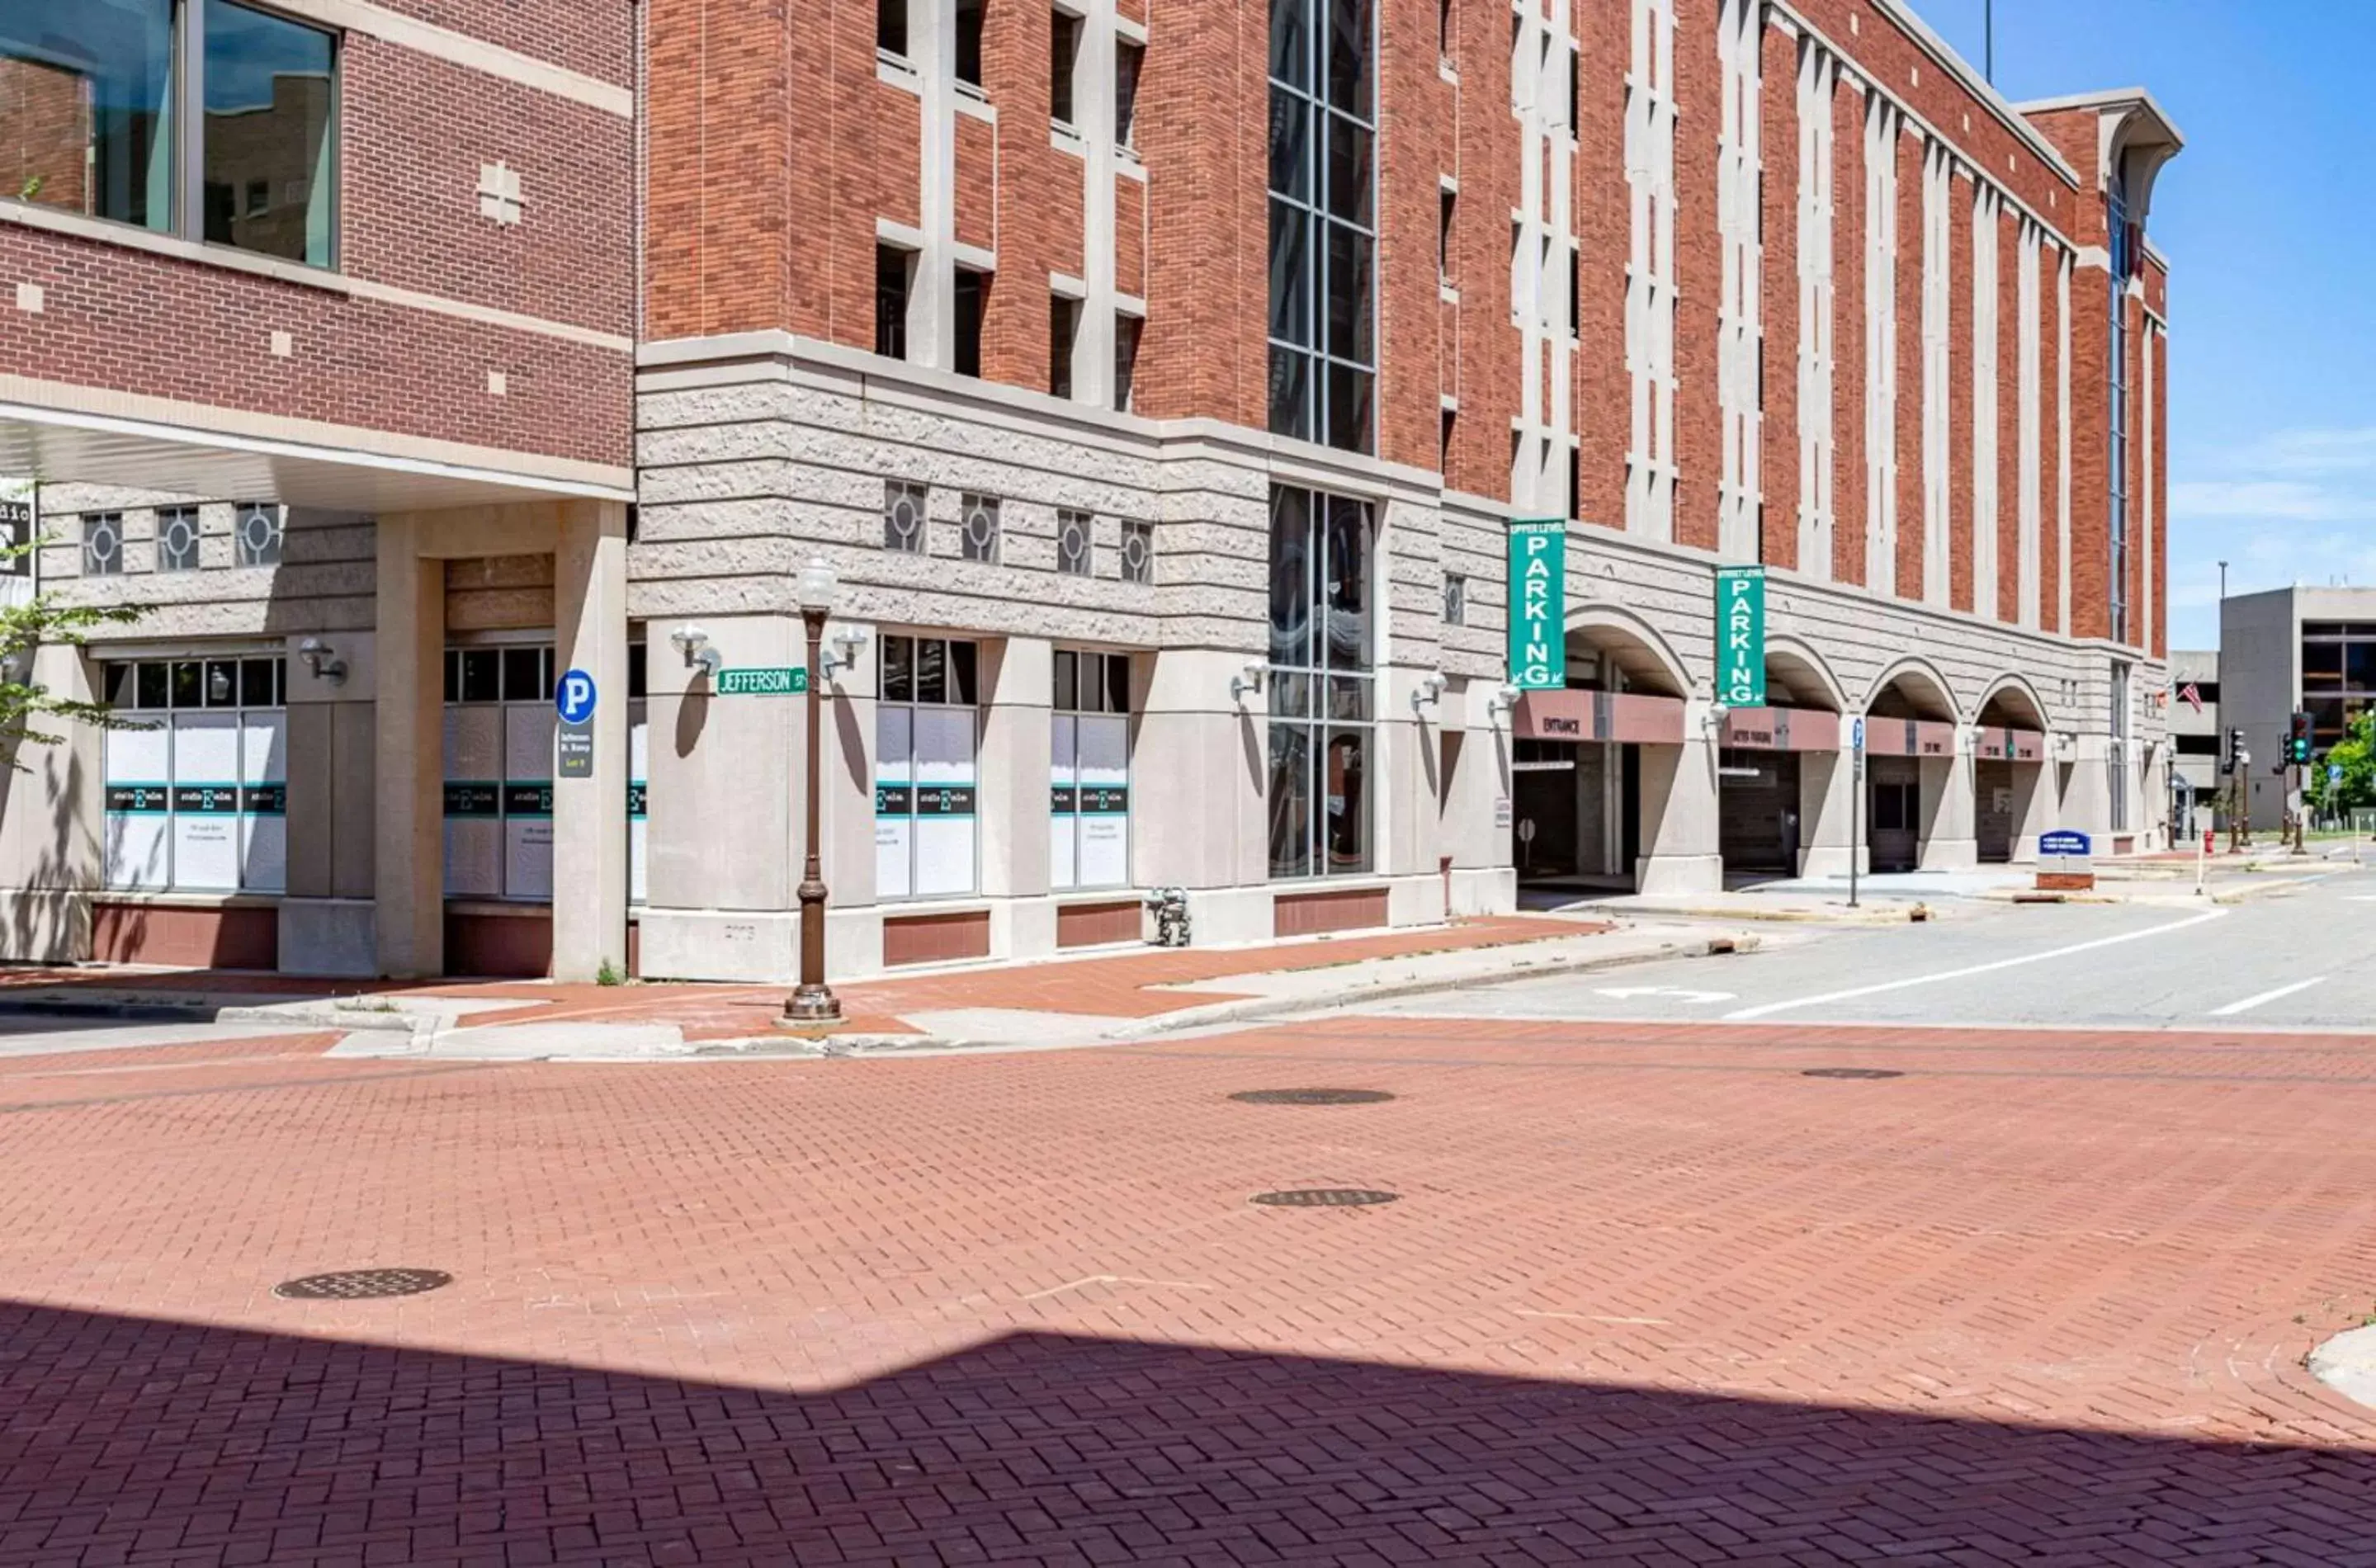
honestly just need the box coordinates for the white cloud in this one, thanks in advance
[2165,424,2376,646]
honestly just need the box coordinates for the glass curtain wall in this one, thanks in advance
[1266,485,1374,877]
[1267,0,1376,452]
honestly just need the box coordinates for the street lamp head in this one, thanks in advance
[796,557,839,613]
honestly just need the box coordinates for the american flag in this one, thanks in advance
[2178,682,2204,714]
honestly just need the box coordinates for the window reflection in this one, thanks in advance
[201,0,334,267]
[1,0,175,233]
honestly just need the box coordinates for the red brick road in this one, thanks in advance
[2,1016,2374,1564]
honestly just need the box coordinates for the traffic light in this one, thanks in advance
[2289,710,2314,766]
[2223,726,2246,775]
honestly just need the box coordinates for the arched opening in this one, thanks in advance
[1508,611,1691,897]
[1860,664,1959,872]
[1715,645,1848,882]
[1973,678,2052,862]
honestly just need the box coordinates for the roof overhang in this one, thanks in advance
[0,377,634,514]
[2014,87,2185,223]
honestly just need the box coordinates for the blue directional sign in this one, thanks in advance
[1850,716,1866,753]
[556,668,598,724]
[2038,829,2092,858]
[2331,763,2345,786]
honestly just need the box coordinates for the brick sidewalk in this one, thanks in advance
[2,1013,2374,1562]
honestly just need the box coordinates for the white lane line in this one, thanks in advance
[1722,908,2231,1021]
[2208,977,2327,1018]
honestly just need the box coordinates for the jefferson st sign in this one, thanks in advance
[1715,564,1766,707]
[1506,520,1566,690]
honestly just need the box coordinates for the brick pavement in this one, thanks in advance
[2,1016,2374,1564]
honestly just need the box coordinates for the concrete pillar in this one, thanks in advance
[1134,648,1270,942]
[281,631,377,975]
[373,517,444,977]
[1436,681,1516,916]
[2011,759,2054,860]
[1798,745,1865,877]
[0,643,101,961]
[1918,745,1979,869]
[550,500,629,982]
[1380,665,1447,924]
[1636,710,1723,895]
[980,636,1053,954]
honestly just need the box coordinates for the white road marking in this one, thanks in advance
[1722,908,2231,1021]
[2208,977,2327,1018]
[1593,986,1737,1004]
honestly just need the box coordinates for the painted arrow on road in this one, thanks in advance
[1594,986,1738,1004]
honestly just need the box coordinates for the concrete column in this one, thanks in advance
[1918,744,1979,869]
[1380,666,1447,924]
[281,630,377,975]
[1798,746,1865,877]
[2010,759,2055,861]
[550,500,629,982]
[1434,681,1516,916]
[980,636,1053,954]
[373,517,444,977]
[1134,649,1270,942]
[1636,711,1723,895]
[0,643,101,961]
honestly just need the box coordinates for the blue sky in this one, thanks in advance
[1920,0,2374,649]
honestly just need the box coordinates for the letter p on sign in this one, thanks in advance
[556,668,598,725]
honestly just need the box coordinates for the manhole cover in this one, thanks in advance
[1250,1188,1399,1208]
[1800,1067,1904,1080]
[273,1268,453,1301]
[1230,1089,1396,1105]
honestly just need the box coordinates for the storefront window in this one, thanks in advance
[1266,484,1373,877]
[442,644,555,901]
[876,635,980,899]
[102,655,286,891]
[1051,649,1131,890]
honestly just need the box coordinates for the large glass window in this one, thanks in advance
[201,0,335,267]
[1051,649,1131,890]
[442,644,555,901]
[1266,485,1373,877]
[2107,164,2133,645]
[101,656,286,892]
[2,1,336,267]
[2,0,175,233]
[1267,0,1375,452]
[876,635,980,900]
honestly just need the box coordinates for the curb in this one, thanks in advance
[719,931,1764,1057]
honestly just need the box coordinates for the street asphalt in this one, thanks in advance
[1379,859,2376,1032]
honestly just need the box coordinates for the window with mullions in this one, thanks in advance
[2,0,338,268]
[1051,649,1132,890]
[1265,484,1373,877]
[442,644,556,901]
[876,635,980,899]
[156,507,200,572]
[2107,164,2134,646]
[1267,0,1376,453]
[100,656,286,892]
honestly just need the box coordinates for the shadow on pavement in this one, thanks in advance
[2,1300,2367,1564]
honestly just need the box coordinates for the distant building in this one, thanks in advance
[2166,649,2219,835]
[2218,588,2376,831]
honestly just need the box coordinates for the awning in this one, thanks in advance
[1514,689,1687,745]
[1721,706,1840,753]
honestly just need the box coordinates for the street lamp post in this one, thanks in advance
[784,557,843,1025]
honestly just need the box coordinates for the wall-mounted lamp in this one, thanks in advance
[1410,671,1448,714]
[1231,659,1265,704]
[668,623,723,678]
[1703,701,1731,733]
[1486,683,1521,720]
[296,635,346,686]
[822,625,869,681]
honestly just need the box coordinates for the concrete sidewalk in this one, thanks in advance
[0,914,1761,1061]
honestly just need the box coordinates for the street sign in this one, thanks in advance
[1715,565,1766,707]
[1505,521,1566,690]
[2038,829,2092,857]
[1850,716,1866,753]
[716,666,808,696]
[555,668,596,778]
[2331,763,2345,786]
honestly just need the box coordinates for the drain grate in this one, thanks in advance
[1230,1089,1396,1106]
[1251,1188,1399,1208]
[1801,1067,1904,1080]
[274,1268,453,1301]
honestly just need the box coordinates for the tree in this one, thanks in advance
[0,539,144,763]
[2307,710,2376,820]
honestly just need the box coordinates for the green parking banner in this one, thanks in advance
[1506,520,1566,690]
[1716,564,1766,707]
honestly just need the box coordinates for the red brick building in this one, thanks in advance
[0,0,2180,982]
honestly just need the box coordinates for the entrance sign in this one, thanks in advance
[2038,829,2091,857]
[716,666,808,696]
[555,668,597,779]
[1715,566,1766,707]
[2037,828,2095,892]
[1505,521,1566,690]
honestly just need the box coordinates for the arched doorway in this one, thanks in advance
[1973,678,2052,862]
[1861,663,1959,872]
[1716,644,1847,881]
[1509,613,1690,894]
